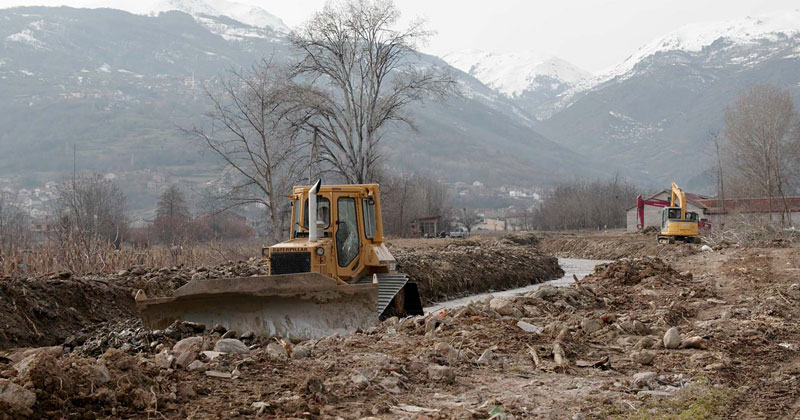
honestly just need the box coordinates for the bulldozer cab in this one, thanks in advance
[271,184,393,283]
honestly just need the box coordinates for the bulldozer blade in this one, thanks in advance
[136,273,379,341]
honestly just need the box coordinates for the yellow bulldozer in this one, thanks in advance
[135,181,424,341]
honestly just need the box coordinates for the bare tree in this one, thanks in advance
[532,178,638,231]
[54,173,128,263]
[456,208,483,234]
[0,193,29,255]
[153,184,191,244]
[380,171,452,237]
[290,0,455,183]
[723,85,800,224]
[185,59,305,242]
[709,130,725,211]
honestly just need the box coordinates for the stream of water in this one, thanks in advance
[424,258,611,313]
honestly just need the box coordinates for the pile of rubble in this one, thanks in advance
[390,237,563,304]
[589,257,690,285]
[0,258,269,351]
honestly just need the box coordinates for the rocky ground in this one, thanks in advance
[1,232,799,418]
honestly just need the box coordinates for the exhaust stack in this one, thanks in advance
[308,179,321,242]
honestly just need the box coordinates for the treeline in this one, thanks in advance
[532,178,638,231]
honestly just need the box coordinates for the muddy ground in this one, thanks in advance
[1,232,800,419]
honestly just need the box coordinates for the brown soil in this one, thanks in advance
[537,230,699,260]
[389,235,562,304]
[2,233,800,419]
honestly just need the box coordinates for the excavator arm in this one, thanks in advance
[636,195,671,230]
[670,182,688,220]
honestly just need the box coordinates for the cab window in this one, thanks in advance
[336,197,359,267]
[362,198,377,239]
[292,199,301,238]
[302,197,331,229]
[668,208,680,219]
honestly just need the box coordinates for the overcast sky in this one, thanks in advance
[2,0,798,73]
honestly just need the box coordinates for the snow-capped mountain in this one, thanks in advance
[128,0,289,31]
[2,0,290,31]
[441,50,591,119]
[442,50,592,118]
[443,50,591,98]
[560,9,800,107]
[537,9,800,190]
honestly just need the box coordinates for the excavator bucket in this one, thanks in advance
[135,273,379,342]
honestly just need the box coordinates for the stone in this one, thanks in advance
[490,297,521,317]
[663,327,681,349]
[155,351,174,369]
[187,360,207,371]
[581,318,603,334]
[87,364,111,384]
[221,330,237,339]
[240,331,255,340]
[205,370,232,379]
[635,336,657,350]
[214,339,250,354]
[174,337,203,368]
[632,371,657,388]
[182,321,206,333]
[266,342,288,360]
[291,345,311,359]
[351,371,369,389]
[131,267,147,275]
[477,348,494,365]
[212,324,227,334]
[177,382,196,399]
[379,377,402,394]
[0,379,36,412]
[632,320,651,335]
[427,364,455,383]
[680,336,709,350]
[434,342,458,362]
[517,320,544,334]
[630,351,656,366]
[174,336,204,352]
[191,273,205,281]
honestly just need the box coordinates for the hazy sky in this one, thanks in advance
[2,0,799,73]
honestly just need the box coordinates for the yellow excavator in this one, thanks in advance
[135,181,423,341]
[657,182,700,244]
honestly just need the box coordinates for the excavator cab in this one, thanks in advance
[657,183,701,244]
[136,182,423,341]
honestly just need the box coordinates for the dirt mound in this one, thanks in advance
[0,347,166,419]
[0,259,269,350]
[0,277,135,351]
[537,232,698,260]
[389,237,563,304]
[589,257,689,286]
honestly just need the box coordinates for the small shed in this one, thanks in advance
[410,216,440,237]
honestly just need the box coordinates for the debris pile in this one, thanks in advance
[537,233,698,260]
